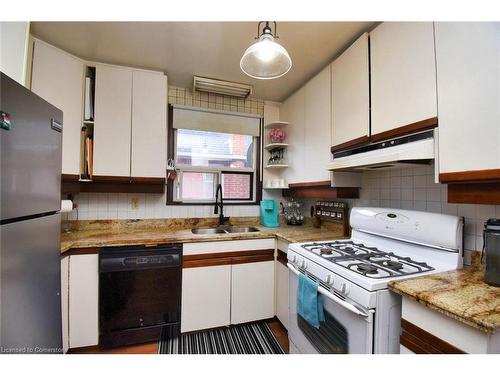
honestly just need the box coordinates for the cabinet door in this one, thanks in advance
[304,65,332,182]
[93,64,132,177]
[31,40,84,175]
[231,261,275,325]
[60,256,69,353]
[68,254,99,348]
[181,265,231,333]
[370,22,437,138]
[331,32,370,149]
[276,261,289,329]
[280,87,305,184]
[131,70,168,178]
[435,22,500,175]
[0,22,30,86]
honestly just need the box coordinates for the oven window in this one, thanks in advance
[297,309,348,354]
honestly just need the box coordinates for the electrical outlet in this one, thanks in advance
[131,197,140,210]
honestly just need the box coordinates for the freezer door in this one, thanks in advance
[0,73,62,221]
[0,214,63,353]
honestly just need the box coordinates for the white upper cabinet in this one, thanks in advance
[304,65,332,182]
[435,22,500,176]
[93,64,133,177]
[0,22,30,86]
[331,32,370,149]
[280,65,332,184]
[370,22,437,137]
[31,40,84,175]
[131,70,167,178]
[280,87,305,184]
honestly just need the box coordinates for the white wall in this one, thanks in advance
[0,22,30,85]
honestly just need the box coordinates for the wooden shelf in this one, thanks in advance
[264,121,289,129]
[265,164,288,169]
[264,143,288,151]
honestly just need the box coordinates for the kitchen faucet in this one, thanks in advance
[214,183,229,226]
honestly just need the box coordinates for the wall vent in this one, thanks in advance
[193,76,252,98]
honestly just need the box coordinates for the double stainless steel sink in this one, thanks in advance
[191,226,260,235]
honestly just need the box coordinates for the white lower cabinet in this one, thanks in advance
[60,256,69,353]
[68,254,99,348]
[231,261,275,325]
[181,239,276,333]
[181,265,231,333]
[275,261,289,329]
[402,297,500,353]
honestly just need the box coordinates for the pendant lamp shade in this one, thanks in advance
[240,23,292,80]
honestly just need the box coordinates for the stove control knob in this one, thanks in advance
[341,283,350,295]
[292,255,297,263]
[300,260,306,269]
[326,275,334,286]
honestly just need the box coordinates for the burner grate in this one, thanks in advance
[301,241,434,279]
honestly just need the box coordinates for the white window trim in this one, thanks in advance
[173,129,258,204]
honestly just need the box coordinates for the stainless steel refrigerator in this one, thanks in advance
[1,72,63,353]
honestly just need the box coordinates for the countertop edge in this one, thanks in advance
[388,283,497,335]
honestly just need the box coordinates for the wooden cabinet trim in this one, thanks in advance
[91,175,132,183]
[63,247,100,256]
[330,136,370,154]
[183,249,274,268]
[62,174,81,181]
[447,182,500,205]
[61,176,165,194]
[283,186,360,200]
[288,180,331,188]
[439,169,500,184]
[276,249,288,267]
[130,177,165,185]
[370,117,438,143]
[400,318,465,354]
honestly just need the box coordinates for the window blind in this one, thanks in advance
[172,105,261,136]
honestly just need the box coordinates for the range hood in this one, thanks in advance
[329,130,436,171]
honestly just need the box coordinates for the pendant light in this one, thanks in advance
[240,21,292,80]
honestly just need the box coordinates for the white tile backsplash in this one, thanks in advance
[341,163,499,252]
[66,192,260,221]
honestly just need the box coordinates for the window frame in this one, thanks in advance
[166,104,262,206]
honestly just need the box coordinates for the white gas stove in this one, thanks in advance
[287,207,463,354]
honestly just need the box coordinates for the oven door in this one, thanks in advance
[288,263,374,354]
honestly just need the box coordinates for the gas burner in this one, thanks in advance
[300,240,436,279]
[380,260,404,271]
[358,254,373,261]
[356,263,379,274]
[320,247,333,255]
[341,246,355,254]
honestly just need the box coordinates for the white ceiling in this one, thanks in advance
[30,22,375,102]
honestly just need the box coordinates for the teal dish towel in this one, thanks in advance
[297,273,325,329]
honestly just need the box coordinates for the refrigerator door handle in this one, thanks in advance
[51,119,62,132]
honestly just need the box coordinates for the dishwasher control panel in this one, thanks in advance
[99,244,182,272]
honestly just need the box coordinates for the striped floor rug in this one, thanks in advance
[158,322,285,354]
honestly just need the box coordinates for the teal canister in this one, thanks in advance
[260,199,280,228]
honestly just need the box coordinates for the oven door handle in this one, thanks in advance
[287,263,369,318]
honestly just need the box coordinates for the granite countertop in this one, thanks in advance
[60,217,345,254]
[389,255,500,334]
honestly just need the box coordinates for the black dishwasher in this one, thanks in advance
[99,244,182,348]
